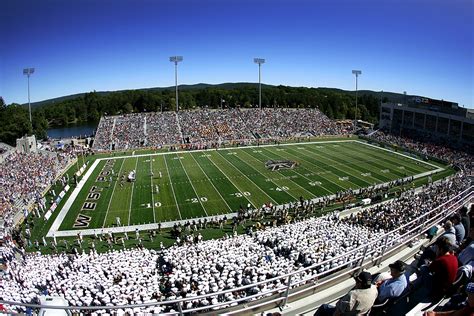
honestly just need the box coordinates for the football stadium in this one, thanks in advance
[1,104,473,315]
[1,1,474,315]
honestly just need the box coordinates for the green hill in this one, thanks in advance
[26,82,417,109]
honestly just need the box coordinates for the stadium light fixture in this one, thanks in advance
[254,58,265,109]
[170,56,183,112]
[23,67,35,123]
[352,70,362,132]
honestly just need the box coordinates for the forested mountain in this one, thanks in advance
[2,83,394,145]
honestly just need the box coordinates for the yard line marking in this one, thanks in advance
[150,157,156,222]
[257,148,334,193]
[355,140,442,170]
[244,148,318,198]
[280,147,349,192]
[236,149,301,201]
[334,143,416,178]
[101,139,358,161]
[177,153,208,216]
[215,150,278,205]
[128,157,139,225]
[292,146,366,188]
[189,152,233,212]
[103,158,125,228]
[205,154,256,209]
[319,144,402,181]
[347,142,436,173]
[163,155,182,220]
[301,145,375,186]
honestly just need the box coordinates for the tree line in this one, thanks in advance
[0,85,387,145]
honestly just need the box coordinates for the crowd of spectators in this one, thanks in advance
[146,112,182,147]
[0,150,72,222]
[340,177,468,235]
[94,113,183,151]
[178,109,253,144]
[315,196,474,316]
[368,130,473,174]
[1,114,473,314]
[0,173,471,313]
[91,116,115,151]
[111,114,145,150]
[239,108,343,139]
[92,108,346,151]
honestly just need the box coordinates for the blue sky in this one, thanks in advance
[0,0,473,107]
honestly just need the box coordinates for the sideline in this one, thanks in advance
[47,159,101,235]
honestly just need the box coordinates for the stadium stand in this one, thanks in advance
[0,150,73,227]
[0,109,473,314]
[92,108,346,151]
[0,175,471,313]
[368,130,473,175]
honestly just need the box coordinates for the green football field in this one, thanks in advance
[54,140,441,232]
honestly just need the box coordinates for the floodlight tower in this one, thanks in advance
[352,70,362,132]
[254,58,265,109]
[169,56,183,112]
[23,67,35,123]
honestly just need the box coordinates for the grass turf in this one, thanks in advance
[54,140,439,232]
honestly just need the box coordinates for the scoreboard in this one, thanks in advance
[414,97,458,109]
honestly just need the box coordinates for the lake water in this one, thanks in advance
[47,122,98,139]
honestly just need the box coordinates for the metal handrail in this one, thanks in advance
[2,185,472,315]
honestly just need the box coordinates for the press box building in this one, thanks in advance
[379,97,474,144]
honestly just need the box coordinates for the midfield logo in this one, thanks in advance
[265,160,298,171]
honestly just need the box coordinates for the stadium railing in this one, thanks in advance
[2,185,473,315]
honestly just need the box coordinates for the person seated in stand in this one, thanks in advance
[376,260,408,302]
[417,221,457,268]
[413,237,459,302]
[430,237,459,300]
[454,228,474,283]
[441,221,458,247]
[314,271,378,316]
[459,207,470,240]
[452,214,466,245]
